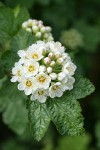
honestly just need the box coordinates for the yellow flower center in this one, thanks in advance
[32,53,38,59]
[26,80,32,87]
[17,70,21,76]
[38,91,44,95]
[38,76,46,83]
[66,66,72,72]
[28,65,35,72]
[52,85,59,91]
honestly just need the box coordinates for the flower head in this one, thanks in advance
[22,19,53,42]
[11,41,76,103]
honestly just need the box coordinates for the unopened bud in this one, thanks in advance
[57,57,64,64]
[58,72,66,81]
[26,28,32,32]
[28,19,33,27]
[55,51,61,59]
[44,57,51,64]
[40,27,46,33]
[22,22,28,29]
[39,65,46,72]
[47,67,52,74]
[50,73,57,80]
[32,26,39,33]
[35,32,42,38]
[46,26,52,32]
[50,61,55,67]
[48,52,54,59]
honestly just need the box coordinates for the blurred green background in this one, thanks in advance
[0,0,100,150]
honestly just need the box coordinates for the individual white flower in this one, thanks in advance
[24,60,39,77]
[18,77,35,95]
[63,77,75,91]
[49,82,65,98]
[63,62,77,76]
[31,88,48,103]
[27,44,44,61]
[34,73,51,89]
[11,63,27,82]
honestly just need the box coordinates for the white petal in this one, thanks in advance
[30,95,36,101]
[11,76,18,82]
[17,50,26,57]
[38,96,46,103]
[25,88,32,95]
[18,83,25,91]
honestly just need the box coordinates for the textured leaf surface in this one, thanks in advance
[0,80,28,134]
[28,101,50,141]
[67,75,95,100]
[0,7,29,43]
[48,98,84,135]
[11,29,36,52]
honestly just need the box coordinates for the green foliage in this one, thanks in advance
[56,135,91,150]
[27,76,95,141]
[0,80,28,135]
[0,7,29,44]
[11,29,36,52]
[27,101,50,141]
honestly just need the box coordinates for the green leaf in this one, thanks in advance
[27,101,50,141]
[11,29,36,52]
[67,75,95,100]
[0,7,29,44]
[0,80,28,135]
[48,98,84,135]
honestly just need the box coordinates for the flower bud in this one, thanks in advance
[50,73,57,80]
[22,22,28,29]
[48,52,54,59]
[47,67,52,74]
[55,51,61,59]
[35,32,42,38]
[43,33,48,39]
[28,19,33,27]
[39,65,46,72]
[40,27,46,33]
[26,28,32,32]
[56,57,64,64]
[46,26,52,32]
[50,61,55,67]
[32,26,39,33]
[44,57,51,64]
[57,72,66,81]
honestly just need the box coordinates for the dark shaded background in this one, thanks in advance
[0,0,100,150]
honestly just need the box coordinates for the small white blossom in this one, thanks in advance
[31,88,48,103]
[57,72,66,81]
[24,60,39,77]
[34,73,51,89]
[11,63,27,82]
[63,62,77,76]
[18,77,35,95]
[63,77,75,91]
[49,82,65,98]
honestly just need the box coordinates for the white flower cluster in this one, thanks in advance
[11,41,76,103]
[22,19,53,41]
[60,29,83,50]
